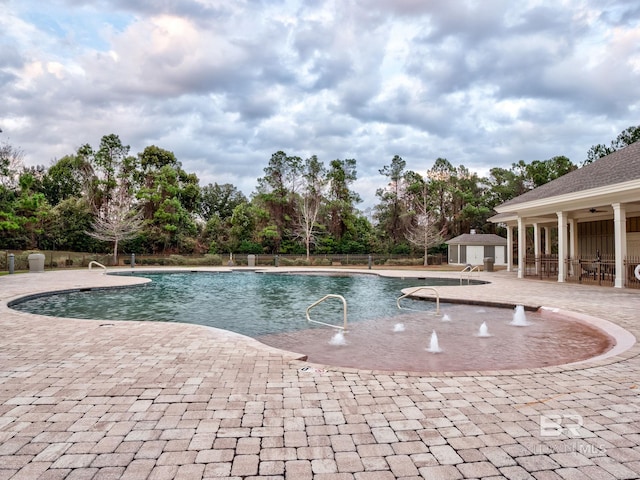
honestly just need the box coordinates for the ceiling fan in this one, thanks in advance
[588,207,607,213]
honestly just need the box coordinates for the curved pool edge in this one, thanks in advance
[538,306,637,366]
[2,267,638,377]
[397,286,638,373]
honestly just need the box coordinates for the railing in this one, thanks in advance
[397,287,440,315]
[88,261,107,271]
[525,254,625,287]
[306,294,348,331]
[459,265,481,284]
[625,256,640,289]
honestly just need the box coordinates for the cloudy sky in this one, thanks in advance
[2,0,639,208]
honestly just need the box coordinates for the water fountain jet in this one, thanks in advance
[510,305,531,326]
[477,321,491,337]
[329,331,347,345]
[426,330,443,353]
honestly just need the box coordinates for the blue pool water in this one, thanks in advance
[11,271,614,372]
[12,272,461,337]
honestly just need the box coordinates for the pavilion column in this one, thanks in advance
[613,203,627,288]
[533,223,540,275]
[506,225,513,272]
[544,227,551,255]
[569,218,577,277]
[557,211,568,283]
[517,217,526,279]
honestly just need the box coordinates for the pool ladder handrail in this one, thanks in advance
[88,261,107,271]
[306,294,348,331]
[460,264,481,284]
[397,287,440,315]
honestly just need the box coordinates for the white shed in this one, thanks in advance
[446,230,508,266]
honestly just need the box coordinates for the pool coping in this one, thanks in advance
[3,266,637,377]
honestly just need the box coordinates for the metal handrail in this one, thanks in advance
[306,294,348,331]
[88,261,107,271]
[460,265,481,284]
[397,287,440,315]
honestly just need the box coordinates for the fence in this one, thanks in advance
[0,251,115,271]
[2,251,446,271]
[524,253,640,289]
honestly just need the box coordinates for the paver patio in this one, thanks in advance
[1,267,639,479]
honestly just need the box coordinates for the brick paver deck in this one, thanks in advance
[1,267,639,479]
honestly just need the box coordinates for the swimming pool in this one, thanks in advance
[10,271,613,372]
[11,271,452,336]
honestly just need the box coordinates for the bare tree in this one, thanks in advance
[406,197,445,266]
[297,155,326,261]
[87,185,143,265]
[0,139,24,189]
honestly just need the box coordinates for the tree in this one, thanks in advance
[405,204,444,266]
[229,202,260,252]
[0,171,51,249]
[584,125,640,165]
[42,155,86,206]
[42,197,99,252]
[296,155,327,260]
[448,165,489,236]
[484,166,526,209]
[198,184,247,254]
[87,184,143,264]
[425,158,455,236]
[80,134,134,214]
[612,125,640,149]
[200,183,247,222]
[134,146,200,252]
[375,155,412,247]
[0,137,23,189]
[254,151,303,252]
[521,156,576,189]
[325,158,361,242]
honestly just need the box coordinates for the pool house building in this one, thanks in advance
[490,140,640,289]
[446,231,508,268]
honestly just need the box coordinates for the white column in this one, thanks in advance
[569,218,577,259]
[569,218,577,277]
[557,211,568,283]
[506,225,513,272]
[533,223,540,275]
[544,227,551,255]
[613,203,627,288]
[517,217,525,279]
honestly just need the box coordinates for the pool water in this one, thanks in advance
[12,272,437,336]
[258,305,613,372]
[12,271,613,372]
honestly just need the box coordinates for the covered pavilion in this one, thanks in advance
[490,140,640,288]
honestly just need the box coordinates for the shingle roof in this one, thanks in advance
[498,140,640,208]
[446,233,507,245]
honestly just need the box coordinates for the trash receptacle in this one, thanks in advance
[28,253,46,273]
[483,257,494,272]
[247,254,256,267]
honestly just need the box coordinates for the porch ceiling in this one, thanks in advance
[491,195,640,226]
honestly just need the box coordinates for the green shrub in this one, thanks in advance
[169,255,186,265]
[384,258,423,266]
[203,254,222,266]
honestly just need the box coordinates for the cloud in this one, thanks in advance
[1,0,639,209]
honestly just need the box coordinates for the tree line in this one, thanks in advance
[1,127,638,260]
